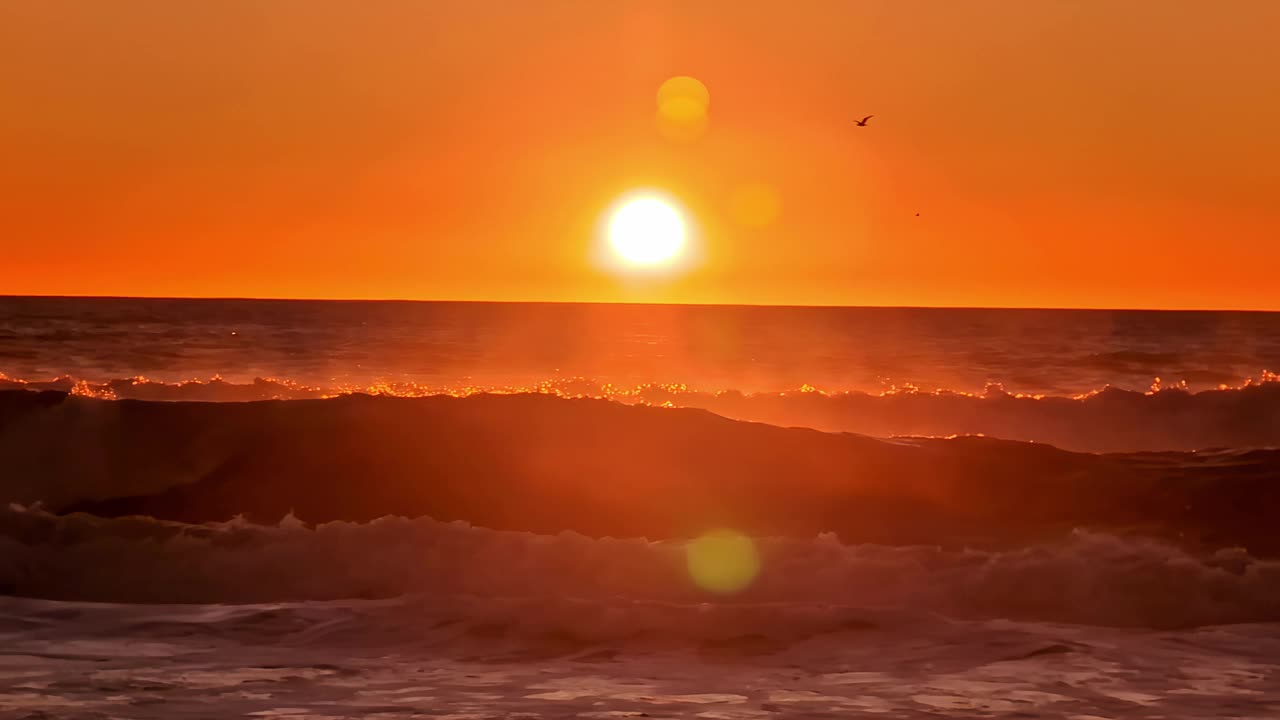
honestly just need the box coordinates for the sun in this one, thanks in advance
[606,193,688,267]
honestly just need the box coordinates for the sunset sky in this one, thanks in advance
[2,1,1278,309]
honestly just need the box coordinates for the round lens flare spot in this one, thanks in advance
[686,529,760,595]
[657,76,710,111]
[607,194,688,267]
[656,75,710,142]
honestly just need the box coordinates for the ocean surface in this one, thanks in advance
[3,295,1280,718]
[4,295,1280,395]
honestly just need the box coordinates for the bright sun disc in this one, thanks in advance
[607,194,687,267]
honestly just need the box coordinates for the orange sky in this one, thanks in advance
[2,1,1278,309]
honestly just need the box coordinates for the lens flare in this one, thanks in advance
[656,75,710,142]
[686,528,760,594]
[657,76,710,111]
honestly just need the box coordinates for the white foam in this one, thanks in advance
[3,506,1279,628]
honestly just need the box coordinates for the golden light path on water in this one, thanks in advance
[685,528,760,594]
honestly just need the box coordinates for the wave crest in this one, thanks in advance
[3,370,1279,452]
[5,390,1280,556]
[3,505,1277,629]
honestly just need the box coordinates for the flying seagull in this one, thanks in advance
[854,115,874,127]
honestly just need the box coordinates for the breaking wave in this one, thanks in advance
[2,506,1277,630]
[3,369,1280,452]
[4,390,1280,555]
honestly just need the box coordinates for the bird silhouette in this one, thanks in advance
[854,115,874,126]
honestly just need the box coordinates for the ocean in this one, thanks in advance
[3,296,1280,718]
[4,296,1280,396]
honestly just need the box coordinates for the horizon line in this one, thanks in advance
[2,293,1278,314]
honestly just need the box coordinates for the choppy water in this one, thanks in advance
[3,296,1279,394]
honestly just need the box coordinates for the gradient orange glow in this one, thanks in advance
[2,2,1278,309]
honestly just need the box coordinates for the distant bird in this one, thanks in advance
[854,115,874,127]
